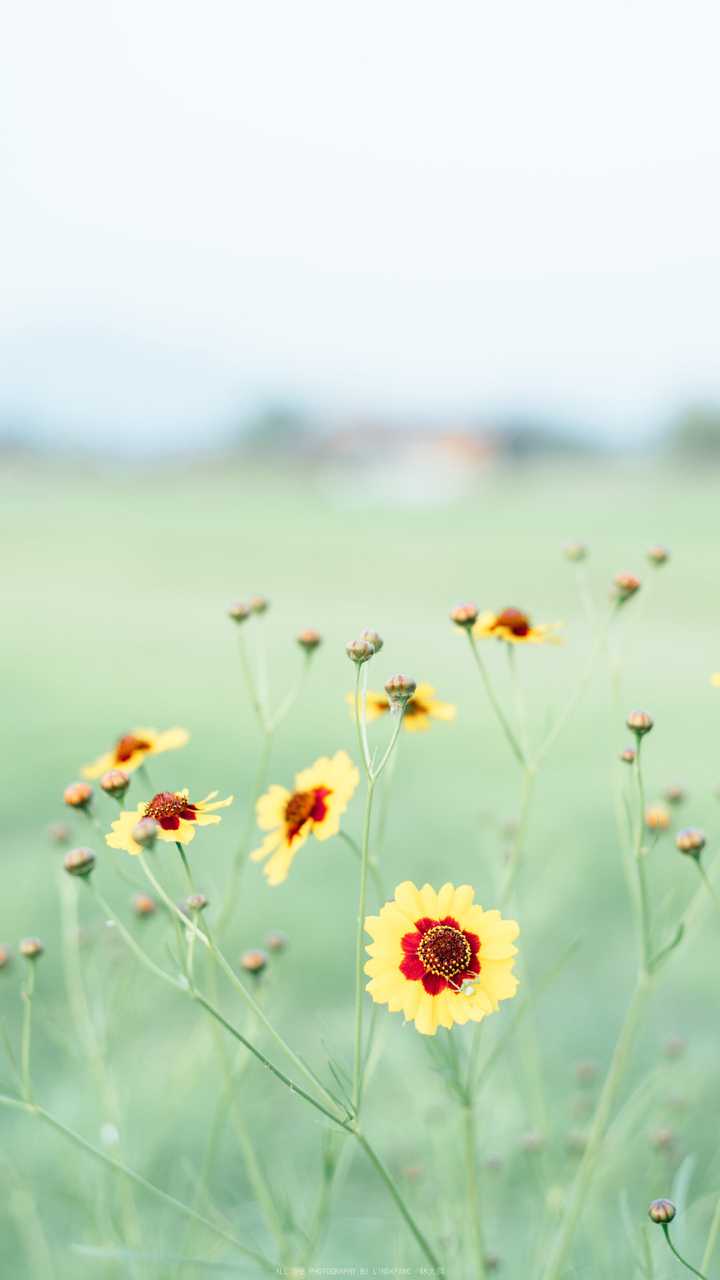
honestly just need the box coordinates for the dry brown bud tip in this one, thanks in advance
[346,637,375,664]
[241,948,269,975]
[619,747,637,764]
[228,601,251,624]
[64,781,93,809]
[361,629,384,654]
[648,1198,676,1224]
[450,602,479,629]
[20,937,44,960]
[675,827,705,857]
[249,595,269,614]
[266,930,288,953]
[64,846,96,877]
[647,545,670,566]
[296,628,322,652]
[100,769,130,798]
[133,893,157,917]
[384,673,417,707]
[626,710,653,737]
[613,572,641,602]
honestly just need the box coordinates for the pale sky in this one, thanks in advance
[2,1,719,445]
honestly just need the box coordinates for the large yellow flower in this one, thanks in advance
[345,682,456,733]
[473,608,560,645]
[106,789,233,855]
[83,727,189,778]
[250,750,359,886]
[365,881,519,1036]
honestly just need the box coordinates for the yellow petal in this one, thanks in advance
[256,786,290,831]
[152,727,190,754]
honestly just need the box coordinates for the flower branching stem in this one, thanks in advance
[661,1224,708,1279]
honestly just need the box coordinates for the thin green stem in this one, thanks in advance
[465,632,525,766]
[535,608,614,766]
[86,881,181,991]
[139,853,346,1119]
[218,729,273,935]
[20,961,35,1102]
[354,665,372,776]
[267,652,312,733]
[0,1096,274,1271]
[463,1103,487,1279]
[338,830,386,904]
[237,629,269,731]
[663,1224,708,1279]
[352,778,376,1117]
[354,1131,441,1271]
[697,862,720,918]
[541,976,652,1280]
[634,739,653,973]
[701,1193,720,1274]
[499,765,536,907]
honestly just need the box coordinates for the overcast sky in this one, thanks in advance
[2,1,719,445]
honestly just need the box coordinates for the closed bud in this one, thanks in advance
[627,710,653,738]
[645,804,671,832]
[647,545,670,567]
[186,892,208,913]
[664,784,685,805]
[675,827,705,858]
[346,637,375,664]
[521,1131,544,1154]
[361,629,384,654]
[384,673,417,711]
[64,846,96,877]
[48,822,71,845]
[100,769,129,799]
[663,1036,686,1059]
[484,1255,501,1272]
[575,1061,597,1087]
[296,628,322,653]
[133,893,156,918]
[132,817,159,849]
[564,541,588,562]
[249,595,269,615]
[613,572,641,603]
[650,1127,674,1152]
[648,1198,676,1224]
[228,601,251,624]
[619,747,637,764]
[450,602,479,629]
[0,945,11,969]
[266,930,288,953]
[20,937,44,960]
[64,781,93,810]
[241,948,268,975]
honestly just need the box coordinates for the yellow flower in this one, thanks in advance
[365,881,519,1036]
[711,674,720,687]
[83,727,189,778]
[473,608,560,645]
[345,683,456,733]
[250,750,359,886]
[106,789,233,855]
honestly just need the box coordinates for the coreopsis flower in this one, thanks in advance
[473,608,561,645]
[106,789,233,855]
[82,727,189,779]
[365,881,519,1036]
[250,751,359,886]
[711,674,720,688]
[346,683,456,733]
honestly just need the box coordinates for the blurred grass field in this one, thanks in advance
[1,456,719,1277]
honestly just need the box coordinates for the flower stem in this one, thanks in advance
[352,777,376,1117]
[218,729,273,934]
[697,861,720,918]
[0,1094,274,1271]
[662,1224,708,1279]
[701,1193,720,1274]
[354,1130,441,1272]
[634,739,653,973]
[463,1102,487,1279]
[19,961,35,1102]
[466,633,526,767]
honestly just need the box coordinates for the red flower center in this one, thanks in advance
[493,607,530,637]
[145,791,197,831]
[115,733,151,762]
[284,787,331,841]
[400,915,481,996]
[417,925,471,978]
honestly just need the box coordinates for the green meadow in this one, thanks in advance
[1,456,719,1278]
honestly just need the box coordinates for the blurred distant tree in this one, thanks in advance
[495,418,599,462]
[668,403,720,459]
[240,402,311,455]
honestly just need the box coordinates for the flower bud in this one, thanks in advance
[133,893,157,918]
[521,1131,544,1154]
[645,804,670,832]
[564,541,588,562]
[626,710,653,738]
[675,827,705,858]
[0,945,11,969]
[450,602,479,629]
[346,637,375,664]
[664,784,685,806]
[48,822,71,845]
[361,629,384,654]
[613,572,641,603]
[100,769,129,799]
[20,937,44,960]
[650,1127,674,1151]
[186,892,208,913]
[64,846,96,877]
[384,673,417,711]
[266,930,288,953]
[241,948,268,975]
[64,781,93,810]
[296,628,322,653]
[484,1254,501,1272]
[619,747,637,764]
[249,595,269,615]
[663,1036,686,1059]
[131,817,159,849]
[228,601,251,624]
[647,545,670,567]
[575,1061,597,1087]
[648,1198,676,1224]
